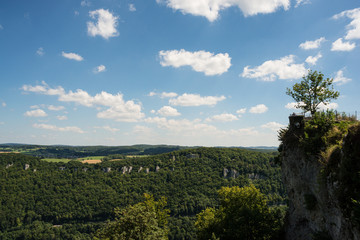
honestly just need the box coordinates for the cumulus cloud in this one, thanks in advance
[157,106,181,117]
[94,125,120,132]
[305,52,322,65]
[36,47,44,56]
[299,37,325,50]
[87,9,119,39]
[56,115,68,121]
[331,38,356,51]
[205,113,238,122]
[62,51,84,61]
[261,122,286,131]
[24,109,48,117]
[285,102,305,110]
[236,108,246,116]
[156,0,290,22]
[129,4,136,12]
[333,70,351,85]
[159,49,231,76]
[33,123,84,133]
[333,8,360,40]
[241,55,307,81]
[22,82,144,122]
[94,65,106,73]
[249,104,268,114]
[169,93,226,106]
[48,105,65,111]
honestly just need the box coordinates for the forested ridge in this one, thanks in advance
[0,147,285,239]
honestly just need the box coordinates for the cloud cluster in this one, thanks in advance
[87,9,119,39]
[333,8,360,40]
[305,52,322,65]
[94,125,120,132]
[157,106,181,117]
[149,91,178,98]
[249,104,268,114]
[261,122,286,131]
[331,38,356,51]
[62,51,84,61]
[22,82,144,122]
[24,109,48,117]
[299,37,325,50]
[129,4,136,12]
[169,93,226,106]
[36,47,45,56]
[206,113,238,122]
[242,55,307,81]
[159,49,231,76]
[33,123,84,133]
[156,0,290,22]
[333,70,351,85]
[285,102,338,111]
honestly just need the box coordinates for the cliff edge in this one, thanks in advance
[279,113,360,240]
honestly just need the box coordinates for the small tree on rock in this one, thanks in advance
[286,70,339,115]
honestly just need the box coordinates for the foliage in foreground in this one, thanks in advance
[94,194,170,240]
[195,185,285,240]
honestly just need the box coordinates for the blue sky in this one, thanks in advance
[0,0,359,146]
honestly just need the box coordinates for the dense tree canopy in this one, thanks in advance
[286,70,339,115]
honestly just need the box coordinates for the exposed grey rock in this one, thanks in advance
[103,167,111,173]
[230,169,238,178]
[128,166,133,173]
[6,163,13,168]
[145,168,149,174]
[121,166,128,174]
[281,117,360,240]
[223,168,229,178]
[59,166,65,171]
[24,164,30,170]
[156,166,160,172]
[138,166,143,173]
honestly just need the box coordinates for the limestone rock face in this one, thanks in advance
[282,125,360,240]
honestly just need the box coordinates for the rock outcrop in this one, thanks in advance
[281,116,360,240]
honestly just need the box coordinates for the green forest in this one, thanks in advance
[0,147,285,239]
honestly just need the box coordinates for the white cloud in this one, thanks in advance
[157,106,181,117]
[285,102,305,110]
[133,125,153,134]
[48,105,65,111]
[74,11,80,16]
[33,123,84,133]
[150,110,156,114]
[295,0,311,8]
[331,38,356,51]
[24,109,48,117]
[22,82,144,122]
[333,8,360,40]
[149,91,178,98]
[62,51,84,61]
[305,52,322,65]
[0,24,3,30]
[56,115,68,120]
[169,93,226,106]
[87,9,119,39]
[261,122,286,131]
[1,102,6,107]
[94,65,106,73]
[299,37,325,50]
[159,49,231,76]
[317,102,338,111]
[36,47,44,56]
[236,108,246,114]
[94,126,120,132]
[285,101,338,111]
[206,113,238,122]
[129,4,136,12]
[156,0,290,22]
[241,55,307,81]
[249,104,268,114]
[333,70,351,85]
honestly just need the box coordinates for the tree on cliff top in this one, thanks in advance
[286,70,339,115]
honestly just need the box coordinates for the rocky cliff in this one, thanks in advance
[281,115,360,240]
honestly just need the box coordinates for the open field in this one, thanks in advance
[42,158,73,163]
[82,159,102,164]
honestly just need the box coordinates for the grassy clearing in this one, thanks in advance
[82,159,102,164]
[77,156,104,161]
[42,158,73,163]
